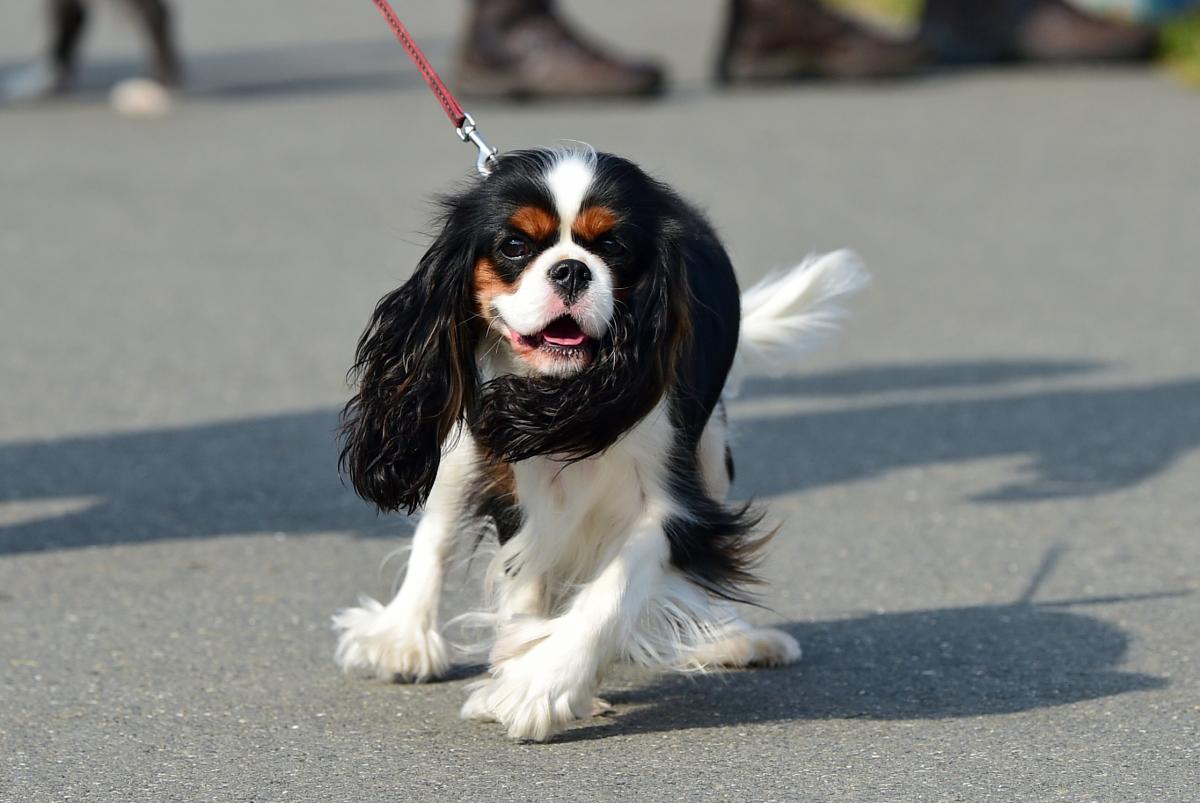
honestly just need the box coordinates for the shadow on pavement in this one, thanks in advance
[185,38,429,101]
[733,365,1200,502]
[562,592,1177,740]
[0,409,390,554]
[738,358,1101,398]
[1,37,427,103]
[2,359,1199,554]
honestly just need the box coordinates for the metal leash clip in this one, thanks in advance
[456,113,499,177]
[369,0,500,177]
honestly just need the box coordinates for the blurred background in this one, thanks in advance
[1,1,1198,799]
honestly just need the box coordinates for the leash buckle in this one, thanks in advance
[456,113,499,177]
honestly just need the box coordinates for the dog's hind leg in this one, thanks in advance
[333,433,479,682]
[698,403,733,501]
[689,619,801,668]
[694,408,800,670]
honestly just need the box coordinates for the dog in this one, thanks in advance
[1,0,180,113]
[333,146,867,741]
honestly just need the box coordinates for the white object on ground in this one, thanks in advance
[109,78,172,118]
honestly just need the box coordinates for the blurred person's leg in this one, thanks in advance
[715,0,926,82]
[454,0,664,98]
[921,0,1156,62]
[120,0,182,87]
[3,0,182,105]
[50,0,90,90]
[0,0,87,101]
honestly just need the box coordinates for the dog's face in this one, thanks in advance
[470,152,654,379]
[340,148,694,513]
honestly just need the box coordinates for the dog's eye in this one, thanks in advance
[596,237,624,257]
[499,237,531,260]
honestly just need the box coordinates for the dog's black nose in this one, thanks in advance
[548,259,591,301]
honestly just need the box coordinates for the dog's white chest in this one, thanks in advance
[509,403,674,585]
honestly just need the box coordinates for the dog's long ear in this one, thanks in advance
[636,217,693,395]
[339,229,477,514]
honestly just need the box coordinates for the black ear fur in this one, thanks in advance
[338,230,478,514]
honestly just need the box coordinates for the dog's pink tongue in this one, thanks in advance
[541,318,587,347]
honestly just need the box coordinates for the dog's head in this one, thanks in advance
[340,147,695,513]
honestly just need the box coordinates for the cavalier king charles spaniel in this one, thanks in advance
[333,146,867,741]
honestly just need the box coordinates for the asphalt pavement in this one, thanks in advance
[1,1,1198,801]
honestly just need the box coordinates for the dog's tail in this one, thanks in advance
[731,249,869,392]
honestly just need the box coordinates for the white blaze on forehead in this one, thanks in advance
[545,152,596,236]
[490,146,612,353]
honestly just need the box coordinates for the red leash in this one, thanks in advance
[370,0,498,176]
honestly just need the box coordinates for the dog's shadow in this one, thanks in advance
[3,358,1200,555]
[558,590,1174,742]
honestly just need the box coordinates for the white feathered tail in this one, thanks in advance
[730,249,869,394]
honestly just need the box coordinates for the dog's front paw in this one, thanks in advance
[462,682,611,728]
[333,597,449,682]
[462,641,595,741]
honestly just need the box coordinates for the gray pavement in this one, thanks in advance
[2,1,1199,800]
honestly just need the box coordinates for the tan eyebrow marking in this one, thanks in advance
[509,206,558,241]
[572,206,617,241]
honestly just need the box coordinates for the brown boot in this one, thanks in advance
[455,0,664,99]
[920,0,1156,64]
[715,0,926,83]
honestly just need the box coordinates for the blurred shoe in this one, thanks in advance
[920,0,1157,63]
[0,62,62,104]
[455,0,664,99]
[715,0,926,83]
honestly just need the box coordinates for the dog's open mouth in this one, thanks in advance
[510,316,595,357]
